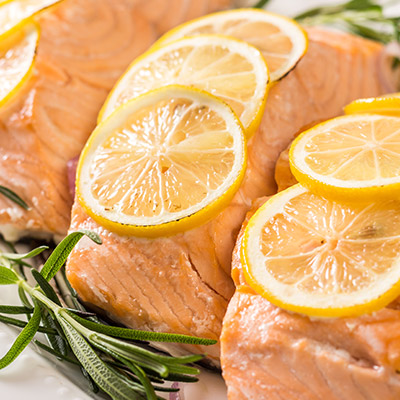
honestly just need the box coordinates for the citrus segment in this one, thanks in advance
[289,114,400,202]
[155,9,308,82]
[0,0,62,40]
[242,184,400,318]
[344,93,400,117]
[98,35,269,137]
[77,86,247,237]
[0,22,39,108]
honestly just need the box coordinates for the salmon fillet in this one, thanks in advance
[0,0,230,242]
[66,27,397,363]
[222,207,400,400]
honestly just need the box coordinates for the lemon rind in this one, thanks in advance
[154,8,308,82]
[78,85,247,238]
[97,34,270,138]
[0,22,40,109]
[0,0,64,42]
[289,114,400,203]
[241,184,400,318]
[344,95,400,117]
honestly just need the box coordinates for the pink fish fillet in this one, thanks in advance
[66,27,398,364]
[0,0,230,241]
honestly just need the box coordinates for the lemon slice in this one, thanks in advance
[155,8,308,82]
[0,0,62,40]
[77,85,247,237]
[98,35,269,137]
[242,184,400,318]
[344,93,400,117]
[0,22,39,108]
[289,114,400,202]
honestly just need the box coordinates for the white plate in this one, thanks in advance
[2,1,400,399]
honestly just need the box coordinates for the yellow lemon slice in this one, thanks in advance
[0,22,39,108]
[0,0,63,40]
[289,114,400,202]
[344,93,400,117]
[77,85,247,238]
[98,35,269,137]
[242,184,400,318]
[155,8,308,82]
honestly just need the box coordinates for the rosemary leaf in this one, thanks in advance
[0,305,33,314]
[90,336,170,378]
[31,269,62,307]
[65,308,97,318]
[66,311,217,346]
[158,371,198,383]
[18,285,32,308]
[109,365,169,393]
[40,307,68,356]
[89,333,197,370]
[294,0,400,47]
[0,304,41,369]
[0,266,19,285]
[40,230,102,282]
[122,360,158,400]
[0,186,29,210]
[0,314,57,335]
[1,246,48,261]
[253,0,271,9]
[57,317,145,400]
[163,362,200,376]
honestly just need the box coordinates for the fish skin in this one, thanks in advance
[67,27,397,363]
[0,0,230,241]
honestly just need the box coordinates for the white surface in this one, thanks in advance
[1,1,400,399]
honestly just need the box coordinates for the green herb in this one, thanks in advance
[0,232,216,399]
[253,0,271,9]
[294,0,400,46]
[0,185,29,210]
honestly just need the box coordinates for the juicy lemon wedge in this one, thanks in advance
[98,34,269,137]
[344,93,400,117]
[77,86,247,237]
[0,22,39,108]
[0,0,63,40]
[289,114,400,202]
[155,8,308,82]
[242,184,400,318]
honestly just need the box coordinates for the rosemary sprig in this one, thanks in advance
[294,0,400,46]
[0,231,216,399]
[0,185,29,210]
[253,0,271,9]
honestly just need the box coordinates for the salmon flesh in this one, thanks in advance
[0,0,230,241]
[66,27,397,364]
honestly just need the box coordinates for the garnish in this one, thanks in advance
[253,0,271,9]
[294,0,400,46]
[0,185,29,210]
[0,230,216,399]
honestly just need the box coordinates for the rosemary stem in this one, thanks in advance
[20,280,62,314]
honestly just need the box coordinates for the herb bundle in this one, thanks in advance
[294,0,400,46]
[254,0,400,47]
[0,229,216,400]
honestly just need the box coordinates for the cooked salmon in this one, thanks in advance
[0,0,230,242]
[222,212,400,399]
[66,27,397,363]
